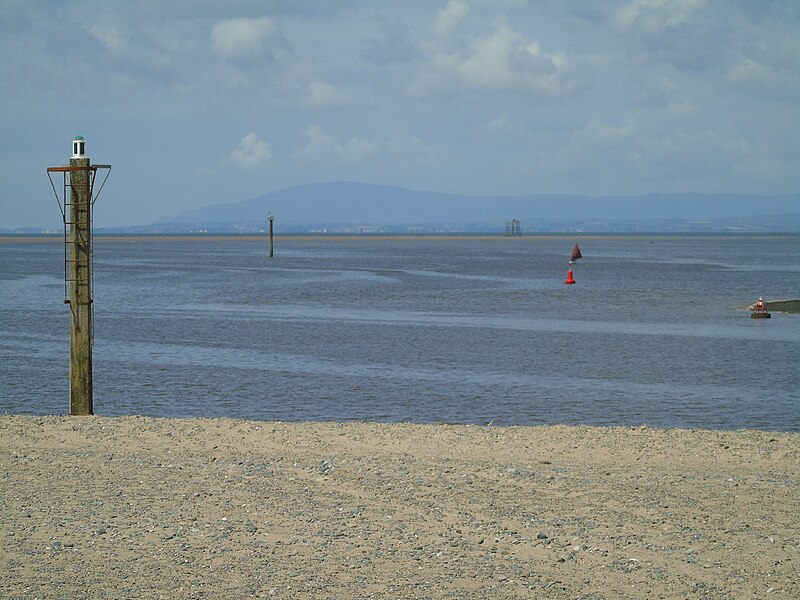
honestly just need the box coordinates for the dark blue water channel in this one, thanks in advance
[1,235,798,430]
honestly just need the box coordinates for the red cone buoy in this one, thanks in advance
[565,268,575,285]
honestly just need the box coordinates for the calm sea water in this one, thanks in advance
[1,235,798,430]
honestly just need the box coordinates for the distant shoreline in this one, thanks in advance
[2,231,799,243]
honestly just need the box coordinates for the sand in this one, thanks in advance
[1,416,797,599]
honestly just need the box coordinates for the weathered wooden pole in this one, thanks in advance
[68,137,93,415]
[48,136,110,415]
[268,213,275,258]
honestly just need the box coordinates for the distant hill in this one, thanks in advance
[144,182,799,233]
[4,182,791,234]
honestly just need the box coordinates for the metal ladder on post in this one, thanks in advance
[48,165,111,346]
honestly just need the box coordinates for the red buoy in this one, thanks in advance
[565,268,576,284]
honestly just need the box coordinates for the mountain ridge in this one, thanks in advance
[4,182,797,234]
[152,181,799,233]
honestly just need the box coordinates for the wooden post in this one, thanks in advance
[48,137,109,416]
[68,155,93,415]
[269,213,274,258]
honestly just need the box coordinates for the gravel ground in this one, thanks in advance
[1,416,797,599]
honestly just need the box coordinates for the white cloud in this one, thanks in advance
[211,17,276,59]
[305,81,346,108]
[726,58,769,85]
[725,57,799,97]
[387,135,445,167]
[420,17,578,96]
[230,132,272,168]
[614,0,707,34]
[88,23,127,53]
[435,0,470,37]
[295,125,377,164]
[571,121,634,149]
[483,113,514,135]
[612,0,717,72]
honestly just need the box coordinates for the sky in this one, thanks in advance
[1,0,798,229]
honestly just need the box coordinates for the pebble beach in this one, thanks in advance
[1,416,798,599]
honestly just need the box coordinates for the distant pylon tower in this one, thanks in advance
[505,219,521,237]
[47,136,111,415]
